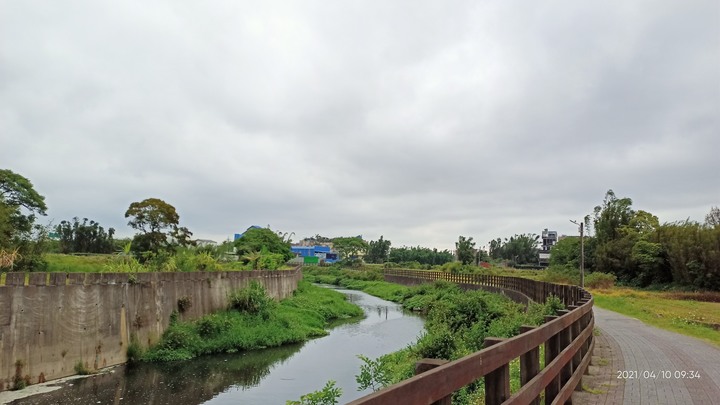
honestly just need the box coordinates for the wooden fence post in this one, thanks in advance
[484,338,510,405]
[544,315,560,403]
[557,309,574,401]
[519,326,541,405]
[415,359,451,405]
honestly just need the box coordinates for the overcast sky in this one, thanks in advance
[2,1,719,251]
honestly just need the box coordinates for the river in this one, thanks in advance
[5,287,424,405]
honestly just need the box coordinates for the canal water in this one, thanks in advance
[8,287,424,405]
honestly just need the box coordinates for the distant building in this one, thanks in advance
[291,245,340,264]
[234,225,263,241]
[195,239,217,247]
[539,229,558,266]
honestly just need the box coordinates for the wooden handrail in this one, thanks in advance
[348,269,594,405]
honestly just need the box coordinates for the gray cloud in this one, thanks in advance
[1,0,718,250]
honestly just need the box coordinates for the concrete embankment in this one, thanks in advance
[0,269,302,391]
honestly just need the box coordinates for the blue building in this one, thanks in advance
[291,245,339,263]
[234,225,264,241]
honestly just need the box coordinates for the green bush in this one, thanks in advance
[415,327,456,360]
[585,272,616,289]
[229,281,275,317]
[197,314,231,338]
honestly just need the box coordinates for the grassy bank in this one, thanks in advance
[303,267,562,403]
[39,253,295,273]
[591,288,720,346]
[137,280,363,362]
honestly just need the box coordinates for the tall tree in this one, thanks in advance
[593,189,635,244]
[332,236,369,260]
[234,227,292,261]
[125,198,193,255]
[0,169,48,271]
[365,235,391,264]
[705,206,720,227]
[56,217,115,254]
[0,169,47,243]
[455,236,476,265]
[388,246,454,265]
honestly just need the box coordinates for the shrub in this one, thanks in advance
[74,361,92,375]
[177,296,192,313]
[229,281,275,317]
[585,272,616,289]
[415,327,456,360]
[286,380,342,405]
[126,334,144,363]
[545,294,565,315]
[197,314,231,338]
[542,265,580,285]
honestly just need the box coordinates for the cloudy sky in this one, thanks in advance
[2,1,719,250]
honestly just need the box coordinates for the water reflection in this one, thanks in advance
[13,287,423,405]
[12,344,303,405]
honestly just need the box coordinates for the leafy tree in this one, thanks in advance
[0,169,49,271]
[705,206,720,227]
[56,217,115,254]
[234,227,292,262]
[125,198,194,256]
[0,169,47,244]
[387,246,454,266]
[365,235,391,264]
[455,236,476,265]
[332,236,369,260]
[593,189,635,244]
[488,234,540,265]
[549,236,596,271]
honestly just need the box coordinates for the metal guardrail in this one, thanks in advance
[349,269,593,405]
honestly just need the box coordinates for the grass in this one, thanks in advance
[40,253,297,273]
[304,266,564,404]
[590,287,720,346]
[142,281,363,362]
[45,253,117,272]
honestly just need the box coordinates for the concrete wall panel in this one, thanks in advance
[0,268,302,390]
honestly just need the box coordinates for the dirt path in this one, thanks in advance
[575,307,720,405]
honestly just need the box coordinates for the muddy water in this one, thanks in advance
[8,287,424,405]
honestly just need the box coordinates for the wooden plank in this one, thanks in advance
[504,317,594,404]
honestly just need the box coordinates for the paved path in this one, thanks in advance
[576,307,720,405]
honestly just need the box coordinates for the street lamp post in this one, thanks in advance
[569,219,585,289]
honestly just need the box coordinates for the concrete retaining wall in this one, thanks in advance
[0,269,302,391]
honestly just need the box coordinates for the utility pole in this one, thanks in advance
[569,220,585,288]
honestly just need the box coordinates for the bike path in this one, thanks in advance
[576,307,720,405]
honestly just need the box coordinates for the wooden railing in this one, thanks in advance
[348,269,593,405]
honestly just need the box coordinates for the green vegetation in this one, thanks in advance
[332,236,369,261]
[125,197,194,259]
[234,227,293,270]
[55,217,115,254]
[489,233,540,266]
[455,235,476,265]
[0,169,49,272]
[303,266,563,403]
[365,235,391,264]
[388,245,454,267]
[591,288,720,346]
[551,189,720,290]
[140,281,363,362]
[287,380,342,405]
[45,253,118,273]
[73,361,93,375]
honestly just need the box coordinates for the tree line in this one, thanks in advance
[551,190,720,290]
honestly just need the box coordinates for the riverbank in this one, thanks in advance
[301,267,564,403]
[137,280,363,362]
[2,287,424,405]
